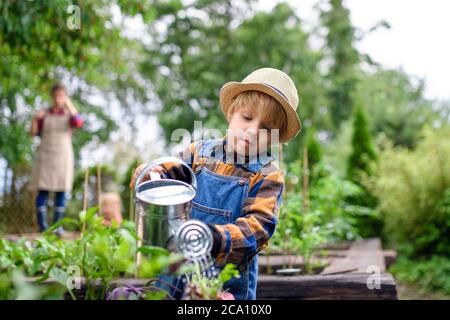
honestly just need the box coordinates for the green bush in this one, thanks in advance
[369,126,450,257]
[389,255,450,295]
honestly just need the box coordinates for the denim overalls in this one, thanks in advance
[160,139,273,300]
[156,139,274,299]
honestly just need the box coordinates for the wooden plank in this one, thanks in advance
[256,273,397,300]
[316,241,352,250]
[258,255,337,275]
[262,241,351,256]
[321,238,385,275]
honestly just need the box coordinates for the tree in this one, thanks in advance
[347,104,377,182]
[355,68,437,148]
[0,1,156,197]
[141,1,323,163]
[346,104,381,238]
[319,0,359,130]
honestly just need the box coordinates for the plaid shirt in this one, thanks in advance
[162,138,284,266]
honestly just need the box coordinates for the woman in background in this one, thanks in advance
[30,83,83,235]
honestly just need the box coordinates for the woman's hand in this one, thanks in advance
[63,96,78,116]
[129,164,165,190]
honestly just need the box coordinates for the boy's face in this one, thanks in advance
[227,104,276,159]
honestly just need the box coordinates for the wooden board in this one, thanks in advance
[256,273,397,300]
[321,238,385,275]
[258,255,335,274]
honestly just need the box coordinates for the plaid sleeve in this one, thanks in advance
[213,170,284,266]
[70,114,84,129]
[177,142,197,167]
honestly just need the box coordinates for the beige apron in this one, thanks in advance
[31,113,74,192]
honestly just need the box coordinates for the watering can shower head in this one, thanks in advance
[175,220,213,261]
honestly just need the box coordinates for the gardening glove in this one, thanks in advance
[160,162,192,185]
[130,162,191,190]
[207,224,222,258]
[129,164,167,190]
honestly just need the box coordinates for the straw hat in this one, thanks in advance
[219,68,301,143]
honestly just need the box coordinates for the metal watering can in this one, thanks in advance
[133,157,212,268]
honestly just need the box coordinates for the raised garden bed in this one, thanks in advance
[257,238,398,300]
[257,273,396,300]
[6,234,397,300]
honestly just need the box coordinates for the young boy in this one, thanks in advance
[130,68,301,299]
[100,192,123,227]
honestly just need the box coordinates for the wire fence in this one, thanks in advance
[0,164,37,235]
[0,164,134,236]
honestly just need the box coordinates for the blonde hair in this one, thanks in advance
[100,192,123,226]
[227,90,287,134]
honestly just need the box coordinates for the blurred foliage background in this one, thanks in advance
[0,0,449,297]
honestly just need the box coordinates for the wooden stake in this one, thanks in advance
[82,168,89,232]
[135,209,143,278]
[134,164,143,277]
[129,189,134,223]
[303,147,309,213]
[97,165,102,215]
[278,143,284,196]
[278,143,289,267]
[82,168,89,212]
[81,168,89,278]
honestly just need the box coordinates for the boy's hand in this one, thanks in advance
[129,164,165,190]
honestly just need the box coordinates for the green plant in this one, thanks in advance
[285,162,376,241]
[272,192,330,274]
[182,264,239,300]
[0,236,69,299]
[273,161,380,273]
[0,206,183,300]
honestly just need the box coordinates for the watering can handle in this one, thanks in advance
[133,156,189,190]
[149,171,161,181]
